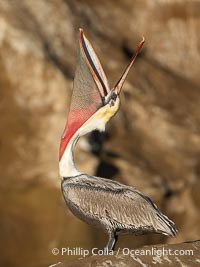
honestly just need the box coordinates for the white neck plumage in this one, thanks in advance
[59,112,107,178]
[59,132,81,178]
[59,98,120,178]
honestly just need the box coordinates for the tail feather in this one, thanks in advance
[156,212,177,236]
[138,192,178,236]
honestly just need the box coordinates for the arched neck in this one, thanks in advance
[59,106,108,178]
[59,133,81,178]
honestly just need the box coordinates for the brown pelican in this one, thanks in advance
[59,29,177,250]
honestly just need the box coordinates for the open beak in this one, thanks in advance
[59,30,144,161]
[59,29,110,161]
[113,37,145,94]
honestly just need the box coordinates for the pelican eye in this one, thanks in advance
[104,92,118,106]
[111,92,117,101]
[109,92,117,107]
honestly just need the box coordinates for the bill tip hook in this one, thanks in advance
[79,28,84,37]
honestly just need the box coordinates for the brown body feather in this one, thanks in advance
[62,174,177,239]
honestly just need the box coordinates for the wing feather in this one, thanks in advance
[63,176,176,236]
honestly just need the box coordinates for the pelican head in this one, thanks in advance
[59,29,144,177]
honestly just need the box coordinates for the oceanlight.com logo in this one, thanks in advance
[122,247,194,257]
[51,247,194,257]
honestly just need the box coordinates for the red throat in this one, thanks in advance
[59,30,144,162]
[59,109,83,160]
[59,30,107,161]
[59,105,97,160]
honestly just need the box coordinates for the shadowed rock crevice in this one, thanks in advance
[19,1,74,79]
[95,160,119,179]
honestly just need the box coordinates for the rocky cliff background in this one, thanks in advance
[0,0,200,266]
